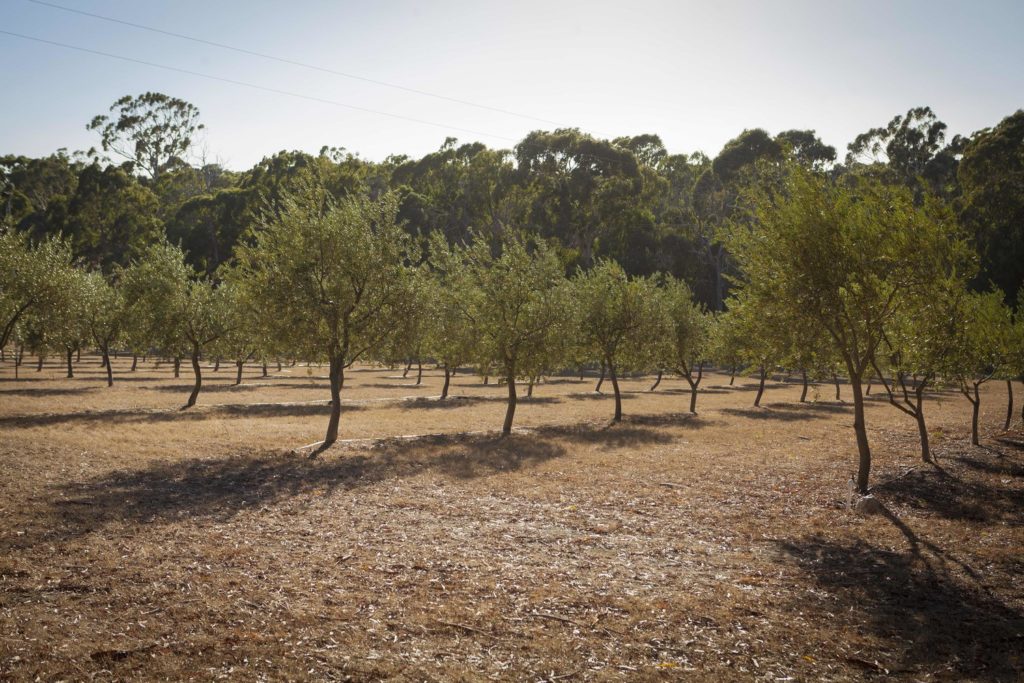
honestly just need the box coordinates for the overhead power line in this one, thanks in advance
[0,30,518,144]
[26,0,568,129]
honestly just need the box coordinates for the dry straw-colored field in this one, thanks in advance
[1,356,1022,681]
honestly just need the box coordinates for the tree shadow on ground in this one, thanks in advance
[0,401,361,428]
[774,522,1024,680]
[26,419,683,547]
[566,391,638,401]
[361,382,430,390]
[399,395,560,411]
[150,383,262,393]
[29,433,568,546]
[720,401,851,422]
[873,455,1024,524]
[0,386,98,397]
[619,411,709,429]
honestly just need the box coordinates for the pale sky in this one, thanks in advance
[2,0,1022,170]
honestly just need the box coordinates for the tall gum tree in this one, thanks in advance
[232,183,414,450]
[728,167,972,492]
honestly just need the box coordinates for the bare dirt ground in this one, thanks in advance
[1,357,1022,682]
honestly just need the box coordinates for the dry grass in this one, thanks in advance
[1,356,1022,681]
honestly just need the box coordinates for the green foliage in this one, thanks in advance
[958,110,1024,306]
[655,275,709,376]
[232,184,415,363]
[52,163,163,272]
[87,92,204,179]
[0,229,75,349]
[727,165,973,490]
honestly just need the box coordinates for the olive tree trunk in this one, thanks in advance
[754,366,767,407]
[101,345,113,387]
[650,370,663,392]
[440,365,451,400]
[65,348,74,378]
[502,369,518,436]
[1005,379,1013,431]
[185,344,202,408]
[609,360,622,422]
[322,354,346,448]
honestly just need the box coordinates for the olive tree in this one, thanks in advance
[571,260,664,422]
[948,290,1016,445]
[1,229,75,352]
[445,232,566,435]
[655,275,710,413]
[728,168,971,492]
[232,184,415,450]
[872,280,968,461]
[80,271,125,387]
[121,241,228,406]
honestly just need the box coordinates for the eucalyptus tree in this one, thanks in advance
[570,260,662,422]
[514,129,642,270]
[845,106,963,199]
[958,110,1024,306]
[656,275,710,413]
[87,92,203,180]
[728,167,972,492]
[445,231,566,435]
[231,184,415,450]
[54,163,164,273]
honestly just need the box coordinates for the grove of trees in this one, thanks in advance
[3,94,1024,492]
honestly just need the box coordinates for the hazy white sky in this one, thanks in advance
[3,0,1022,169]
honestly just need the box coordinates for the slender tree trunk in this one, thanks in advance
[688,378,698,414]
[214,357,220,372]
[235,359,243,385]
[262,360,268,377]
[866,375,872,396]
[440,365,451,400]
[277,358,282,372]
[971,383,981,446]
[833,373,841,401]
[101,345,113,387]
[729,365,736,386]
[36,354,44,371]
[609,360,622,422]
[1005,379,1013,432]
[185,344,202,408]
[130,354,138,371]
[851,375,871,493]
[99,353,106,368]
[173,357,181,378]
[76,348,81,362]
[483,375,489,385]
[403,360,412,379]
[66,348,74,378]
[502,369,517,436]
[650,370,663,392]
[595,360,606,393]
[416,360,423,386]
[323,354,345,448]
[754,366,767,407]
[527,377,535,398]
[916,404,931,463]
[799,369,809,403]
